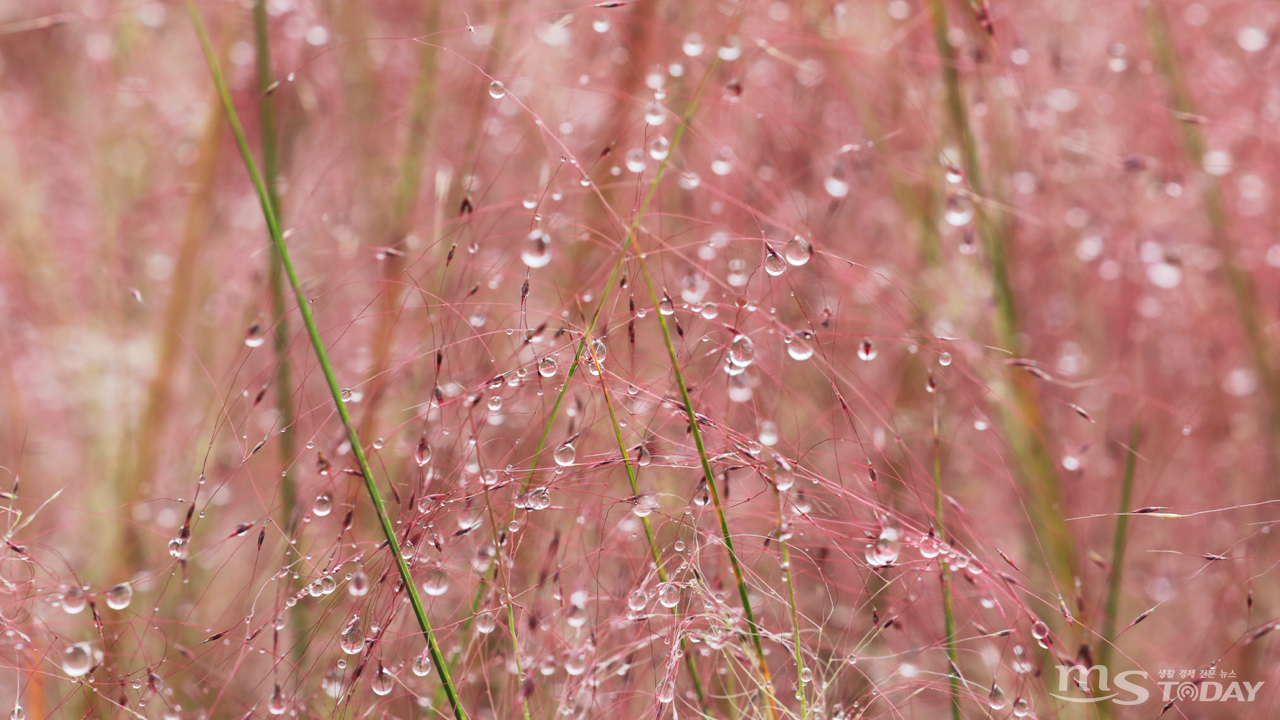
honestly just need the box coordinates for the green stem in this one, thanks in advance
[183,4,465,718]
[252,0,303,668]
[630,252,778,720]
[933,405,961,720]
[1098,422,1140,675]
[584,333,710,710]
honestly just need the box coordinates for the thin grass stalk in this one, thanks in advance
[924,0,1078,596]
[630,251,779,720]
[252,0,304,668]
[182,4,466,718]
[772,477,808,720]
[933,402,961,720]
[1141,2,1280,450]
[1098,422,1140,676]
[584,333,711,711]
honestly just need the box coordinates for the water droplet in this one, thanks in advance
[423,569,450,596]
[700,302,719,320]
[63,586,86,615]
[682,32,704,56]
[787,330,815,361]
[371,664,395,696]
[522,230,552,268]
[729,334,755,368]
[784,236,813,266]
[637,446,652,467]
[628,589,649,611]
[340,621,364,654]
[475,611,497,634]
[522,193,538,209]
[717,35,742,60]
[678,171,701,190]
[538,356,559,378]
[625,148,647,173]
[943,194,974,226]
[412,651,434,677]
[244,322,266,348]
[764,247,787,276]
[167,537,188,560]
[648,136,670,161]
[1031,620,1049,640]
[858,340,877,361]
[1012,697,1031,717]
[939,351,952,366]
[487,395,503,411]
[565,651,588,676]
[632,494,659,518]
[529,487,552,511]
[106,583,132,610]
[711,147,733,175]
[657,680,675,703]
[800,667,813,683]
[488,81,506,99]
[644,101,666,126]
[774,456,795,491]
[312,492,332,517]
[919,536,940,558]
[988,683,1007,710]
[10,706,25,720]
[554,441,576,467]
[62,643,92,677]
[658,583,680,608]
[267,683,287,715]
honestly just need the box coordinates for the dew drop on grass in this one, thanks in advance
[565,651,588,676]
[522,193,538,209]
[1031,620,1049,640]
[644,101,666,125]
[800,667,813,683]
[682,32,704,56]
[628,589,648,611]
[787,330,815,361]
[10,706,24,720]
[858,339,877,361]
[106,583,132,610]
[538,356,559,378]
[312,492,332,517]
[475,611,496,634]
[529,488,552,510]
[943,194,974,226]
[340,621,364,654]
[423,569,450,596]
[566,603,587,628]
[63,586,86,614]
[919,536,940,558]
[522,230,552,268]
[759,421,779,446]
[657,680,675,703]
[711,147,733,175]
[774,456,795,491]
[267,684,286,715]
[488,81,506,99]
[625,148,646,173]
[700,302,718,320]
[764,247,787,276]
[244,322,266,348]
[554,441,576,467]
[167,537,188,560]
[785,236,813,266]
[488,395,502,411]
[62,643,92,677]
[411,651,433,677]
[988,683,1007,710]
[658,583,680,608]
[648,136,670,161]
[632,494,659,518]
[939,351,952,366]
[1012,697,1031,717]
[371,665,394,696]
[729,334,756,367]
[637,446,652,466]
